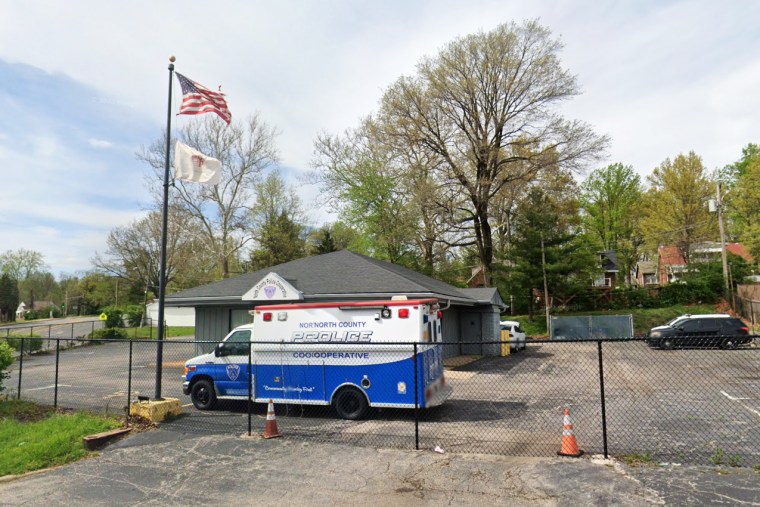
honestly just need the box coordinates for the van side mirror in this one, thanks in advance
[214,343,223,357]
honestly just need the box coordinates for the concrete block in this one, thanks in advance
[129,398,182,422]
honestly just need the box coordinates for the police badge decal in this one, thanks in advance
[226,364,241,381]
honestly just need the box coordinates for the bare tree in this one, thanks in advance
[138,114,279,278]
[375,20,607,285]
[92,209,217,292]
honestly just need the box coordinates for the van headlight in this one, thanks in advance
[649,331,661,338]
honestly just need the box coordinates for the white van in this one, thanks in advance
[500,320,526,352]
[182,298,452,419]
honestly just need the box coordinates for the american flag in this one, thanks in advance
[175,72,231,125]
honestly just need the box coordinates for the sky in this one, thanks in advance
[1,1,759,275]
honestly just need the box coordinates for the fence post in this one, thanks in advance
[92,320,95,336]
[248,341,253,437]
[17,337,24,400]
[597,340,609,459]
[71,322,74,340]
[414,342,419,451]
[54,339,61,408]
[127,340,133,416]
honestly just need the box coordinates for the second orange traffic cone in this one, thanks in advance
[557,406,583,457]
[262,399,282,439]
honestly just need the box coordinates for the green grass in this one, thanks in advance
[0,400,122,476]
[505,303,718,337]
[619,452,655,466]
[122,326,195,339]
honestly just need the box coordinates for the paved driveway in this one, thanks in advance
[1,429,758,506]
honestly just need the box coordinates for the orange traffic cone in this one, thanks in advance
[557,406,584,457]
[262,399,282,439]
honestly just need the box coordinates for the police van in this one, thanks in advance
[182,297,452,419]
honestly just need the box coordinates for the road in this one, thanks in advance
[6,338,760,466]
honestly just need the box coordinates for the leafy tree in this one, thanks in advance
[0,249,46,282]
[505,187,597,320]
[722,143,759,183]
[77,273,119,315]
[309,226,337,254]
[0,273,19,322]
[139,114,279,278]
[580,163,643,285]
[0,249,48,306]
[730,148,760,261]
[641,152,716,263]
[307,222,361,256]
[312,124,419,265]
[247,171,306,270]
[374,20,607,285]
[19,271,58,310]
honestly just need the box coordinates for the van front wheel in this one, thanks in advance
[334,387,368,420]
[191,379,217,410]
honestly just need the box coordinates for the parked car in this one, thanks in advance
[500,320,526,352]
[646,314,751,349]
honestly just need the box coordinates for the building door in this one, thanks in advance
[460,312,482,355]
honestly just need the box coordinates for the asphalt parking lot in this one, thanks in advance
[1,428,759,506]
[7,338,760,465]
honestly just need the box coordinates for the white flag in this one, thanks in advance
[173,141,221,185]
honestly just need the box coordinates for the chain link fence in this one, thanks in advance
[2,319,104,354]
[4,336,759,467]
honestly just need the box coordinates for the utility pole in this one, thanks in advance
[541,234,550,332]
[716,182,730,303]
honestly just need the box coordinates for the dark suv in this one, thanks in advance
[647,314,751,349]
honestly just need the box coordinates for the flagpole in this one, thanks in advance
[155,55,176,400]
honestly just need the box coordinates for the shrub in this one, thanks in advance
[4,335,44,355]
[0,341,13,393]
[88,328,127,340]
[100,306,124,329]
[121,304,144,328]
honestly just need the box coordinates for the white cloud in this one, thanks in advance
[88,138,113,149]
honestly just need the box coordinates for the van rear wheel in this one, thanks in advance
[191,379,217,410]
[334,387,368,420]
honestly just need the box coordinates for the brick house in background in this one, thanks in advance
[657,242,754,285]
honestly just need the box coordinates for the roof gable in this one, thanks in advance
[600,251,619,272]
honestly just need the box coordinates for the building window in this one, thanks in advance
[592,277,611,287]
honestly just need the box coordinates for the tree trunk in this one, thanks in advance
[222,256,230,279]
[473,203,494,286]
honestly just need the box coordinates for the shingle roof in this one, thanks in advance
[459,288,506,308]
[726,243,754,262]
[167,250,474,304]
[601,251,619,272]
[636,261,656,275]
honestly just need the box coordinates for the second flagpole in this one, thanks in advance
[155,55,175,400]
